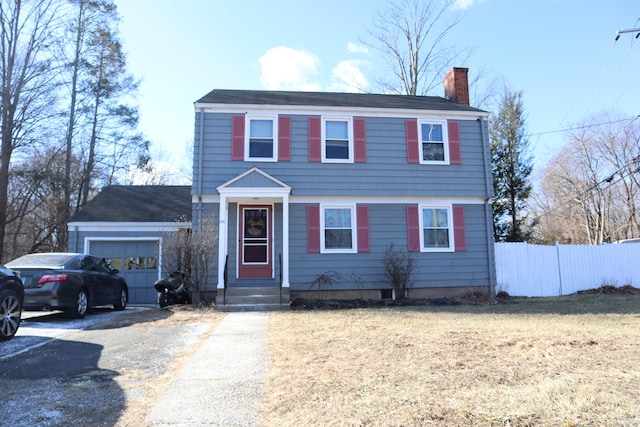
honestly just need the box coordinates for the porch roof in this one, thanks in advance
[217,167,291,194]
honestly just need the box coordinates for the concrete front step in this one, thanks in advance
[217,303,290,312]
[216,286,290,312]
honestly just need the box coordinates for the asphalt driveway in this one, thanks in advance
[0,307,245,426]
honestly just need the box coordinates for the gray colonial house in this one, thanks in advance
[69,67,496,308]
[195,67,495,305]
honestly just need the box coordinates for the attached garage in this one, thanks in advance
[67,186,192,305]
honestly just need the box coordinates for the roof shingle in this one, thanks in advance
[70,185,191,223]
[195,89,486,113]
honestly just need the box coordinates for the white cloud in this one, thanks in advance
[328,60,369,93]
[258,46,321,91]
[258,46,370,93]
[347,42,369,55]
[454,0,487,10]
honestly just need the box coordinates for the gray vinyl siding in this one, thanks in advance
[288,203,491,291]
[215,202,492,291]
[193,113,491,198]
[194,106,494,294]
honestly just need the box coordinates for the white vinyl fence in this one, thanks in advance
[494,242,640,297]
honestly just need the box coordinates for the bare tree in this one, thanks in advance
[59,0,118,248]
[78,23,145,206]
[364,0,467,96]
[0,1,148,259]
[5,146,78,258]
[533,112,640,244]
[0,0,61,261]
[161,215,218,305]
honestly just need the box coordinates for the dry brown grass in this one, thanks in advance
[261,294,640,426]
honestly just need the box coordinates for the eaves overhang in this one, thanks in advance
[194,102,489,120]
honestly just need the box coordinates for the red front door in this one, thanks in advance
[238,205,273,278]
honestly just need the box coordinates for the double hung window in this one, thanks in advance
[420,206,454,251]
[247,116,277,161]
[322,117,353,162]
[419,120,448,163]
[321,205,356,253]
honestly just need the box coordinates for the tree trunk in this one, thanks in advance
[62,2,87,250]
[0,109,13,262]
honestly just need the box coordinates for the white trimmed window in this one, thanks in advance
[419,119,449,164]
[246,116,278,161]
[420,205,454,252]
[322,117,353,163]
[321,204,356,253]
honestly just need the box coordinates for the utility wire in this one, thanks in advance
[535,155,640,218]
[532,114,640,218]
[524,115,639,138]
[534,21,640,141]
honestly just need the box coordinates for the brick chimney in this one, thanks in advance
[444,67,469,105]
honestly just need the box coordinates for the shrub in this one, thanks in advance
[310,271,342,298]
[382,243,416,300]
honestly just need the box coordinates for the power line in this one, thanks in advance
[532,114,640,219]
[550,21,639,135]
[544,22,640,140]
[535,156,640,220]
[525,115,639,138]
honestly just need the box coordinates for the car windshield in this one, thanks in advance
[6,253,77,269]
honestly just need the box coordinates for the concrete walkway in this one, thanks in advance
[146,312,269,426]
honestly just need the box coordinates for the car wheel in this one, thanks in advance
[114,287,127,311]
[158,291,169,308]
[0,289,21,341]
[66,288,89,318]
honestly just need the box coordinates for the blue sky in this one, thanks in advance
[114,0,640,175]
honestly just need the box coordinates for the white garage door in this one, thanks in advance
[89,240,160,304]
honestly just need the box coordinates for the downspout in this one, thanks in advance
[478,116,496,297]
[197,107,205,225]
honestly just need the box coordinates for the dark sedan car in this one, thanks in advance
[0,265,23,340]
[6,253,128,318]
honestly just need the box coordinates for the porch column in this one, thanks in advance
[217,194,228,289]
[282,194,290,287]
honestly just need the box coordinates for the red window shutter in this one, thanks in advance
[354,118,367,163]
[406,206,420,252]
[308,117,321,162]
[448,121,461,164]
[307,206,321,253]
[278,116,291,161]
[406,120,419,163]
[356,205,370,252]
[231,115,245,160]
[453,206,466,251]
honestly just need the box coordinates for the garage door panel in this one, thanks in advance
[90,240,160,305]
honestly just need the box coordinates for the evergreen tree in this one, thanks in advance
[490,87,534,242]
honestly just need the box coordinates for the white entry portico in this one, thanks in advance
[215,167,291,289]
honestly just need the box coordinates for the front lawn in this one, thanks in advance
[261,294,640,426]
